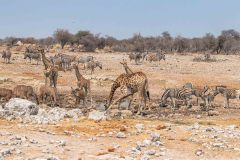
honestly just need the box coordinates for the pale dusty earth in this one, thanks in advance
[0,47,240,160]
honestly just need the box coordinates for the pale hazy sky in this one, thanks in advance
[0,0,239,39]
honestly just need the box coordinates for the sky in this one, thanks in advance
[0,0,240,39]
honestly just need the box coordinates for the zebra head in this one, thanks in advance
[215,85,227,94]
[159,100,167,108]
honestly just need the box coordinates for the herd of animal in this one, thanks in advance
[127,51,166,65]
[0,45,99,107]
[0,45,239,115]
[159,83,240,111]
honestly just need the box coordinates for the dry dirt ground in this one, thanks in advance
[0,49,240,160]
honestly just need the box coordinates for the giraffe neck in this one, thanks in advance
[124,65,133,74]
[41,53,46,61]
[74,66,82,81]
[41,53,48,64]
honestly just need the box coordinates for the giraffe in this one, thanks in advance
[107,61,150,115]
[118,60,134,108]
[40,50,52,70]
[44,65,58,88]
[72,64,91,97]
[120,59,133,74]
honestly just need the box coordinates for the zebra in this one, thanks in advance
[127,52,142,64]
[50,54,63,69]
[78,56,94,64]
[2,49,12,63]
[85,60,102,74]
[202,88,219,111]
[182,83,210,106]
[141,51,149,61]
[182,82,193,89]
[24,52,41,65]
[59,54,76,70]
[214,85,240,108]
[159,87,194,110]
[146,52,165,64]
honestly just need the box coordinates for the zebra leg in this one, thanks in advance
[203,96,209,111]
[186,98,192,109]
[227,98,230,108]
[224,97,228,108]
[170,97,176,111]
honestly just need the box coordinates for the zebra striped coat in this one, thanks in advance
[159,88,194,109]
[214,86,240,108]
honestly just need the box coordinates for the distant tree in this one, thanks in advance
[23,37,36,44]
[38,37,55,46]
[220,30,240,54]
[53,29,72,49]
[202,33,216,51]
[162,31,171,39]
[173,36,189,53]
[4,37,19,46]
[97,37,106,49]
[221,29,240,40]
[190,38,203,52]
[75,30,98,52]
[215,35,225,54]
[105,36,118,47]
[161,31,173,51]
[130,33,145,52]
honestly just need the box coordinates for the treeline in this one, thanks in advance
[0,29,240,54]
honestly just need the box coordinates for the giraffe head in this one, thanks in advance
[120,59,128,66]
[72,63,78,69]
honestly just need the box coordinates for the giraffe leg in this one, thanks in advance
[107,93,134,111]
[126,87,133,110]
[137,86,145,115]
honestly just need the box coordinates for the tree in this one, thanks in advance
[39,37,55,46]
[75,30,98,52]
[23,37,36,44]
[215,35,225,54]
[53,29,72,49]
[173,36,189,53]
[202,33,216,51]
[4,37,19,46]
[105,36,118,47]
[130,33,145,52]
[161,31,173,51]
[221,29,240,40]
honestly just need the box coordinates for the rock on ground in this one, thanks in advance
[88,110,106,121]
[4,98,39,116]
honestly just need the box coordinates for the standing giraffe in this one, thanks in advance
[40,50,52,70]
[72,64,91,96]
[44,65,58,88]
[120,60,133,74]
[107,61,150,115]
